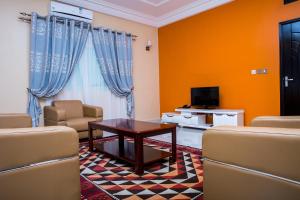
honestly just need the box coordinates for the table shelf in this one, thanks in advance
[95,139,172,165]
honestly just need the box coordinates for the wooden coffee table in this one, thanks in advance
[88,119,177,174]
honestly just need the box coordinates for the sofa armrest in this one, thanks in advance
[44,106,66,123]
[203,126,300,182]
[251,116,300,129]
[0,114,32,128]
[83,104,103,118]
[0,126,78,172]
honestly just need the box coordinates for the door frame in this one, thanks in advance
[279,17,300,115]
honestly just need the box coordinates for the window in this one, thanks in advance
[49,33,127,119]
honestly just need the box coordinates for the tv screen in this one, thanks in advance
[191,87,219,108]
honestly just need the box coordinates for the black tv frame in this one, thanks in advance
[284,0,298,4]
[191,87,219,109]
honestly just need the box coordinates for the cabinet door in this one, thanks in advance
[162,113,175,123]
[162,113,180,123]
[213,114,225,126]
[180,115,198,125]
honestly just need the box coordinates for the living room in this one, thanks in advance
[0,0,300,199]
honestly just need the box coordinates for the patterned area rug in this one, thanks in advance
[80,137,203,200]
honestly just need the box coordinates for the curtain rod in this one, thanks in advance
[18,12,138,40]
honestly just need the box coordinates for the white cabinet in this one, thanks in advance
[162,108,244,129]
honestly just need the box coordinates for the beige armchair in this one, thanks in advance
[44,100,103,139]
[0,113,32,128]
[202,117,300,200]
[0,120,80,199]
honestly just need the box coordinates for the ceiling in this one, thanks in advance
[59,0,233,27]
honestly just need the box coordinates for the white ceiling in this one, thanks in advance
[92,0,198,17]
[59,0,233,27]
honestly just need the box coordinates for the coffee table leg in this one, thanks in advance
[119,135,124,156]
[88,126,94,152]
[134,136,144,175]
[171,127,177,163]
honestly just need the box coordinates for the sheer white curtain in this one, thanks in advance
[48,33,127,119]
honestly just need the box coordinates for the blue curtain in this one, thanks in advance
[92,28,134,118]
[28,12,90,126]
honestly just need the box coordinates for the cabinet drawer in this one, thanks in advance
[162,113,180,123]
[181,115,197,125]
[213,114,238,126]
[180,115,206,125]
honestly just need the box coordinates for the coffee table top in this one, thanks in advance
[89,118,176,134]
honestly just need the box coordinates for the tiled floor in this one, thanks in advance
[150,126,203,149]
[103,120,204,149]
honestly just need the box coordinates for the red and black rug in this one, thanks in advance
[80,137,203,200]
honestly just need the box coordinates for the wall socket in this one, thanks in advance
[251,68,268,75]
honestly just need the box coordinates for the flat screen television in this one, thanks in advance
[191,87,219,108]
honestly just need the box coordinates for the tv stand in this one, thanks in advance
[162,108,244,129]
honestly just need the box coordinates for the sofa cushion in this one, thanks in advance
[53,100,83,119]
[251,116,300,129]
[0,157,80,200]
[203,159,300,200]
[0,126,78,171]
[203,126,300,182]
[0,114,32,128]
[66,117,97,132]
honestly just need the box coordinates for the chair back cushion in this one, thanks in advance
[251,116,300,129]
[0,114,32,128]
[52,100,83,119]
[203,126,300,182]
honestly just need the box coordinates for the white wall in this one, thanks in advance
[0,0,48,114]
[0,0,160,121]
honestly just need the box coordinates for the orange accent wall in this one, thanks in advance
[158,0,300,125]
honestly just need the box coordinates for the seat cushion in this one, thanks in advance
[52,100,83,119]
[66,117,97,132]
